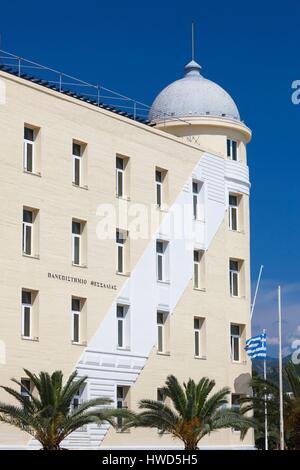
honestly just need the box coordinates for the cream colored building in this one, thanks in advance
[0,53,253,449]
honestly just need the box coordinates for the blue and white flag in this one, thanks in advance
[245,332,267,360]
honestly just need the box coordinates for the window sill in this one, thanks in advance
[194,355,207,360]
[157,351,171,357]
[229,229,245,235]
[193,217,206,223]
[230,295,246,300]
[116,346,131,352]
[21,336,39,342]
[116,271,131,277]
[71,341,87,346]
[116,195,131,202]
[156,205,169,213]
[22,253,40,260]
[157,280,170,285]
[72,263,88,268]
[227,158,244,164]
[72,183,88,190]
[231,360,247,365]
[193,287,206,292]
[23,169,41,177]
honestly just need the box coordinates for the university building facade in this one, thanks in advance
[0,56,253,449]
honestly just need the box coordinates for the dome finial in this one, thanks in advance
[185,21,202,77]
[191,21,195,61]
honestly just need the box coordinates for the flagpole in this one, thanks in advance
[278,286,284,450]
[250,265,264,320]
[263,328,268,450]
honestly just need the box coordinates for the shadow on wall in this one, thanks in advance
[234,373,252,395]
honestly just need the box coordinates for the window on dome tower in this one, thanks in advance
[227,139,238,161]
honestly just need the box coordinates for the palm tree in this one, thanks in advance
[240,362,300,449]
[122,375,254,450]
[0,369,129,450]
[283,362,300,449]
[239,372,282,449]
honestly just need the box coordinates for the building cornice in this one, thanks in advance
[153,116,252,143]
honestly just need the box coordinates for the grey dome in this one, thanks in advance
[149,60,240,122]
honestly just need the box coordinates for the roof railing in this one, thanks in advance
[0,49,192,127]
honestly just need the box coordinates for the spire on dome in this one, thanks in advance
[186,22,202,77]
[148,22,240,122]
[191,21,195,61]
[184,60,202,77]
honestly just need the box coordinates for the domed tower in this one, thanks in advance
[147,54,253,447]
[149,59,251,158]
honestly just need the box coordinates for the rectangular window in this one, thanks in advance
[229,260,239,297]
[192,181,200,219]
[116,386,130,429]
[116,157,124,198]
[231,394,242,431]
[72,391,81,410]
[194,251,199,288]
[21,378,31,400]
[156,170,163,207]
[116,304,129,349]
[155,167,168,208]
[21,290,32,338]
[227,139,238,161]
[193,250,206,290]
[117,305,124,348]
[232,394,241,411]
[230,324,241,362]
[22,209,33,256]
[71,297,81,343]
[117,386,125,408]
[116,230,127,274]
[71,385,85,410]
[229,194,238,231]
[72,221,82,265]
[156,241,164,281]
[157,311,168,353]
[72,142,82,186]
[194,318,201,357]
[156,240,168,282]
[23,127,35,173]
[157,388,165,403]
[193,317,206,358]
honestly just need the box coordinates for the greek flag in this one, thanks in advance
[245,332,267,359]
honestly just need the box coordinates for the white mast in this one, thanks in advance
[250,265,268,448]
[278,286,285,450]
[250,265,264,320]
[263,328,268,451]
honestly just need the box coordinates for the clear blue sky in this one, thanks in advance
[1,0,299,356]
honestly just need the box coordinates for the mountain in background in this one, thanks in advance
[252,355,300,391]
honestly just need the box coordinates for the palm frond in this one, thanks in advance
[124,375,256,450]
[0,369,122,449]
[162,375,187,416]
[285,362,300,397]
[200,387,230,418]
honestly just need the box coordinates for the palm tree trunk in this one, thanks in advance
[184,442,198,451]
[42,444,61,450]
